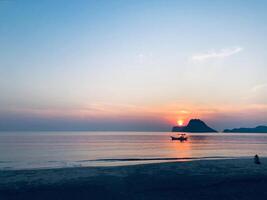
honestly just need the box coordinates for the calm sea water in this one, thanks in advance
[0,131,267,170]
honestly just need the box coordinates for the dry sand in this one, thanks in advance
[1,158,267,200]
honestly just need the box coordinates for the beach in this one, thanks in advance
[1,158,267,200]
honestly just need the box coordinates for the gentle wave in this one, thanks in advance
[78,156,236,162]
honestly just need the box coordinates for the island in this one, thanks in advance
[223,125,267,133]
[172,119,217,133]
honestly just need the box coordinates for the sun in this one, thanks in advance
[177,119,184,126]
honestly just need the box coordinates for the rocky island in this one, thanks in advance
[172,119,217,133]
[224,125,267,133]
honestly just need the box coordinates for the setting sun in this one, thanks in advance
[177,119,184,126]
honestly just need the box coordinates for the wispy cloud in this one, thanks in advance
[246,83,267,104]
[191,47,243,61]
[251,83,267,93]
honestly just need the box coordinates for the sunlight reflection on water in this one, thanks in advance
[0,132,267,169]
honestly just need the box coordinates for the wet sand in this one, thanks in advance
[1,158,267,200]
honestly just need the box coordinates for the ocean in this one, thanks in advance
[0,131,267,170]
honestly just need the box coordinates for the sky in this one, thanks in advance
[0,0,267,131]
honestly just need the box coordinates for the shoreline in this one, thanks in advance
[0,156,239,171]
[1,158,267,199]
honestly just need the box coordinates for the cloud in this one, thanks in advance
[136,52,153,64]
[247,83,267,104]
[191,47,243,61]
[251,83,267,92]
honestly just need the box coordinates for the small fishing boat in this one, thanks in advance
[170,134,188,141]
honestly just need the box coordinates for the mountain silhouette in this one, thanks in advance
[172,126,185,132]
[172,119,217,133]
[224,125,267,133]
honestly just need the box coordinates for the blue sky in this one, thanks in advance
[0,0,267,131]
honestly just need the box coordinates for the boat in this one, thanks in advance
[170,134,188,141]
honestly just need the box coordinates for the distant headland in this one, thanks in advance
[172,119,217,133]
[224,125,267,133]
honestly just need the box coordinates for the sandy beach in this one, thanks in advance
[1,158,267,200]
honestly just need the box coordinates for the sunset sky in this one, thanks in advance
[0,0,267,131]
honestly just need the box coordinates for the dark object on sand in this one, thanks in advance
[254,155,261,164]
[171,134,188,141]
